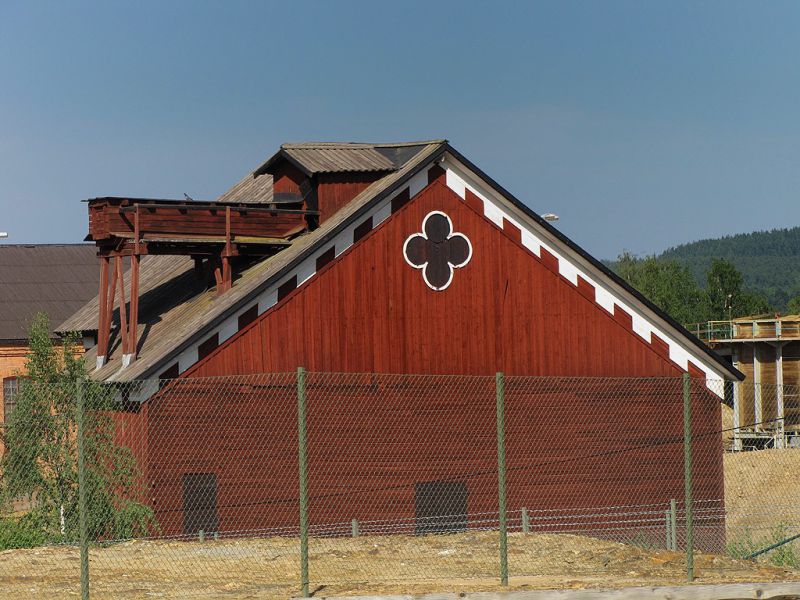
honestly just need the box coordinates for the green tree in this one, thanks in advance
[788,295,800,315]
[0,313,154,547]
[704,258,772,320]
[614,252,705,324]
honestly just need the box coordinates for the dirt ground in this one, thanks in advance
[1,449,799,598]
[1,530,798,599]
[724,448,800,534]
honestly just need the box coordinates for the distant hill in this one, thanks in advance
[658,227,800,311]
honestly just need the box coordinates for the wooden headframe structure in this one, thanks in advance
[87,196,317,368]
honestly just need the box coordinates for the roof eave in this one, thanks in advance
[442,143,744,382]
[253,148,314,178]
[126,143,449,382]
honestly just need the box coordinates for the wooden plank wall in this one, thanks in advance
[121,178,727,547]
[784,341,800,428]
[316,173,382,223]
[139,375,723,549]
[190,180,695,378]
[89,203,306,241]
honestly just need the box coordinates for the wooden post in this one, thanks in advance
[105,257,118,352]
[776,342,785,448]
[128,207,140,363]
[754,344,763,430]
[116,256,128,358]
[96,257,110,369]
[351,518,360,537]
[220,206,232,294]
[732,348,742,451]
[496,371,508,586]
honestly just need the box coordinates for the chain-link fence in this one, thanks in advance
[1,372,800,598]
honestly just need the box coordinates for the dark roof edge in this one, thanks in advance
[0,243,95,248]
[252,140,449,178]
[132,144,449,380]
[443,143,744,382]
[281,140,446,148]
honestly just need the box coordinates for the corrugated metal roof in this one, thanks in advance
[215,172,273,204]
[282,146,395,173]
[58,142,446,381]
[0,244,99,341]
[215,141,441,206]
[254,141,443,176]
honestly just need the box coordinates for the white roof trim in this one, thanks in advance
[440,154,727,395]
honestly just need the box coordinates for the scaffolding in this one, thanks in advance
[691,316,800,451]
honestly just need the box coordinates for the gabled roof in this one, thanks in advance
[58,139,742,384]
[0,244,99,341]
[215,171,273,204]
[58,141,446,380]
[254,141,442,177]
[440,145,744,382]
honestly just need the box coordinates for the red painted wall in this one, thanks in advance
[132,179,724,547]
[316,173,382,223]
[194,180,693,378]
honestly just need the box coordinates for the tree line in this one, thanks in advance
[612,253,800,326]
[658,226,800,311]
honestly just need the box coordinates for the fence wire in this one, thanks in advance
[1,373,799,598]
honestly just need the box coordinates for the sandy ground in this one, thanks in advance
[1,530,798,599]
[724,448,800,535]
[2,449,799,598]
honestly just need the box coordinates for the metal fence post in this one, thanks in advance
[76,378,89,600]
[496,371,508,586]
[521,506,530,534]
[665,509,671,550]
[683,373,694,582]
[670,498,677,552]
[297,367,309,597]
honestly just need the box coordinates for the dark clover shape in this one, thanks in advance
[403,211,472,291]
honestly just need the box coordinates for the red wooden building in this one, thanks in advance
[60,140,742,547]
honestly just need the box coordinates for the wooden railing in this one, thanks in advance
[690,319,800,342]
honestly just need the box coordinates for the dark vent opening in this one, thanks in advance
[197,333,219,360]
[237,304,259,330]
[182,473,219,535]
[414,480,468,535]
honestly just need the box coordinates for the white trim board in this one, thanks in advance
[441,154,726,394]
[117,166,436,386]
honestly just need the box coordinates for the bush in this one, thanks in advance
[0,513,48,550]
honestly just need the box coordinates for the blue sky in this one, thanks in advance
[1,1,798,259]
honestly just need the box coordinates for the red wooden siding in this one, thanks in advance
[88,200,306,243]
[316,173,382,223]
[144,375,299,535]
[139,375,722,548]
[271,161,307,196]
[191,179,693,378]
[125,178,724,547]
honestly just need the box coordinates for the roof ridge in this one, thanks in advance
[281,140,446,149]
